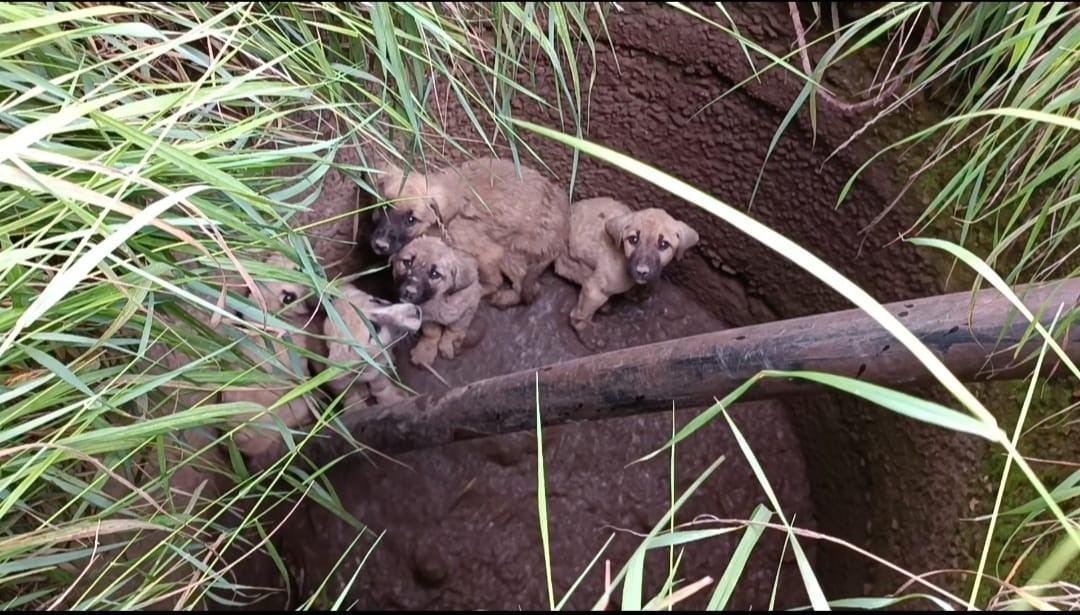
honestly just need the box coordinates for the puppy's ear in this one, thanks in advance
[376,163,406,198]
[366,147,406,198]
[604,213,632,245]
[427,183,452,224]
[674,221,700,260]
[426,199,444,226]
[450,253,479,294]
[389,248,409,280]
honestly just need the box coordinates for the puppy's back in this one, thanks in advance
[445,157,570,260]
[569,197,633,258]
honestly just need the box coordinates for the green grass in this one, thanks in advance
[1,1,1078,611]
[0,1,602,609]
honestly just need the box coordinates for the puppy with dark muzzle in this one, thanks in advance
[390,236,484,367]
[322,284,423,407]
[554,197,700,347]
[218,253,327,457]
[367,153,570,309]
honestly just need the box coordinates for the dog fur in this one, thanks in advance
[554,197,700,341]
[368,154,570,309]
[217,253,326,458]
[390,235,484,367]
[76,255,324,609]
[322,283,423,407]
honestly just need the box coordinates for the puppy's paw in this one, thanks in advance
[374,386,413,406]
[437,333,461,360]
[571,321,608,352]
[490,289,523,309]
[410,340,439,367]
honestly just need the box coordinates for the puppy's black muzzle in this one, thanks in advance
[371,222,408,256]
[628,251,662,285]
[397,275,434,305]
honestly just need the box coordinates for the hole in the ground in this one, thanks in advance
[283,268,817,610]
[233,4,977,612]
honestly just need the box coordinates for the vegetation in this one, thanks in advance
[0,1,1076,611]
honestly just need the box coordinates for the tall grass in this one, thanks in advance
[0,1,602,609]
[1,1,1077,612]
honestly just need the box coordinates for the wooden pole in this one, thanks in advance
[259,279,1079,470]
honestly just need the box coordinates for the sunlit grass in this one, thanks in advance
[0,1,601,609]
[2,0,1078,611]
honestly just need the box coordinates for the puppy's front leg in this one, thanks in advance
[437,314,474,360]
[569,277,612,350]
[368,376,413,406]
[476,258,504,297]
[410,321,443,367]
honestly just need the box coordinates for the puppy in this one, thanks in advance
[322,284,423,407]
[390,236,483,367]
[218,253,325,458]
[554,198,700,344]
[367,154,570,309]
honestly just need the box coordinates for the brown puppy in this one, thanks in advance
[554,197,700,344]
[368,154,570,309]
[218,253,325,458]
[322,284,423,407]
[390,236,483,367]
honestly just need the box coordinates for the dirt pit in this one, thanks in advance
[220,3,986,611]
[274,272,816,610]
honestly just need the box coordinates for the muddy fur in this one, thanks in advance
[71,315,297,609]
[367,154,571,309]
[390,236,484,367]
[554,197,700,346]
[217,253,327,458]
[322,284,423,407]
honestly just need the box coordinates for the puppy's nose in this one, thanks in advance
[401,285,418,301]
[372,238,390,254]
[635,265,651,277]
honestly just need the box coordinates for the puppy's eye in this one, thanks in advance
[281,291,297,305]
[406,214,418,226]
[658,239,671,250]
[404,256,414,269]
[429,266,442,280]
[626,233,639,246]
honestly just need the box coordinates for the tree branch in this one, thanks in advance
[256,278,1080,471]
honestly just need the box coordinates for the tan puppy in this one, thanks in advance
[322,284,423,407]
[368,154,570,309]
[390,236,483,367]
[218,253,325,458]
[554,198,700,342]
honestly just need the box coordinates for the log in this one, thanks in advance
[264,278,1080,469]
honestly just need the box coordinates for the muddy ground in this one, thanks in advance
[283,274,816,610]
[235,2,987,610]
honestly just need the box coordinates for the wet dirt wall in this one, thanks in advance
[260,2,988,610]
